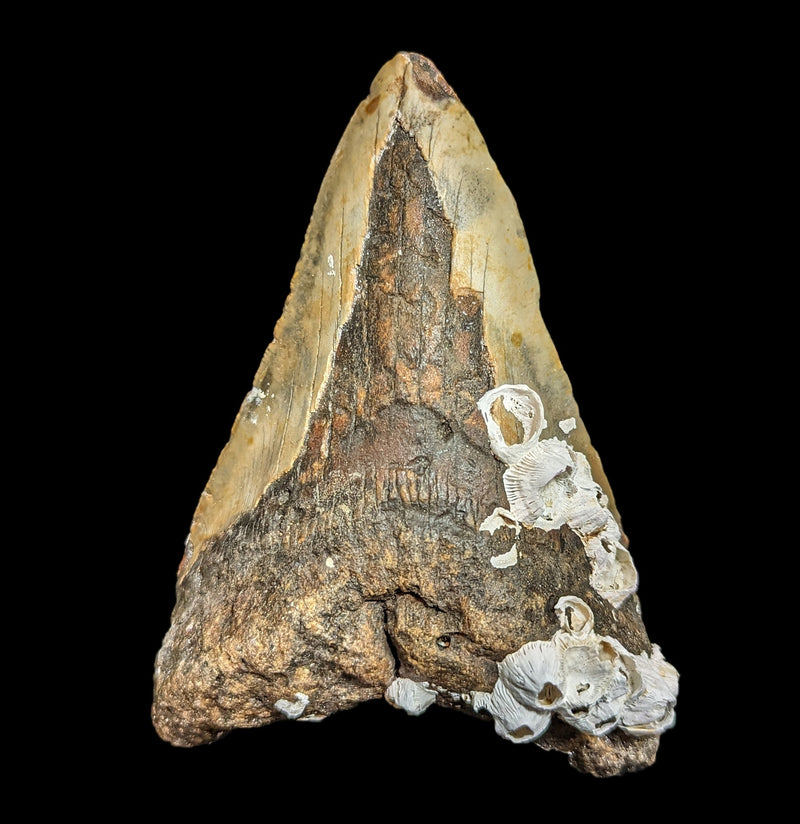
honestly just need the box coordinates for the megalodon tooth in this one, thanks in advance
[152,51,678,777]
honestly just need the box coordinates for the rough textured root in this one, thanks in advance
[538,721,661,777]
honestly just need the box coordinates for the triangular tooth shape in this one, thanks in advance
[153,52,677,776]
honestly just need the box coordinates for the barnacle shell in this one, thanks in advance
[554,595,594,638]
[481,598,678,744]
[503,440,573,525]
[497,640,564,712]
[476,384,638,607]
[618,646,679,736]
[556,643,630,736]
[385,678,438,716]
[477,384,546,465]
[480,678,552,743]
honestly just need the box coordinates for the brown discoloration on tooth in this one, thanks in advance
[405,52,456,101]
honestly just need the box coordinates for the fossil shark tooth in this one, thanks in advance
[152,52,678,777]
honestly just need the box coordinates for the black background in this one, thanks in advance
[61,11,747,813]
